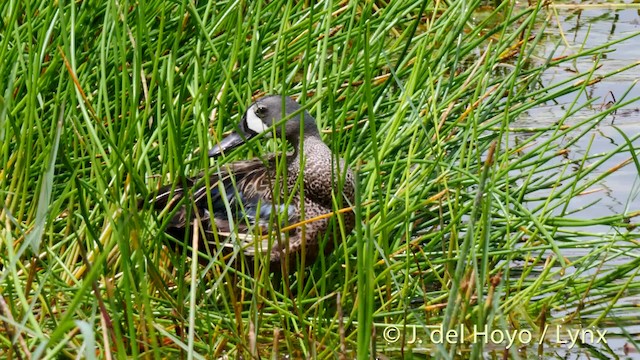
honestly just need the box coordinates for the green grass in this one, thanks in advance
[1,0,640,358]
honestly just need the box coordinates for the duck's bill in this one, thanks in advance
[208,131,249,157]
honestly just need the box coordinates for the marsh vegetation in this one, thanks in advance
[1,0,639,358]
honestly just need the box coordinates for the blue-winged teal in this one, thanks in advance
[149,95,355,271]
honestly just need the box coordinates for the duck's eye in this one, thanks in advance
[255,105,267,117]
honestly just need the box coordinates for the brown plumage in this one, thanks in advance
[146,95,355,272]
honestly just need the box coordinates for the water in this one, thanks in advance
[514,3,640,358]
[379,3,640,359]
[520,4,640,213]
[513,3,640,229]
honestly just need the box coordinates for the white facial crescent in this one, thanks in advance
[246,105,269,134]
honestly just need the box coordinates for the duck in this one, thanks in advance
[147,95,355,272]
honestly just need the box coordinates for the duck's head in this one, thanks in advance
[208,95,318,157]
